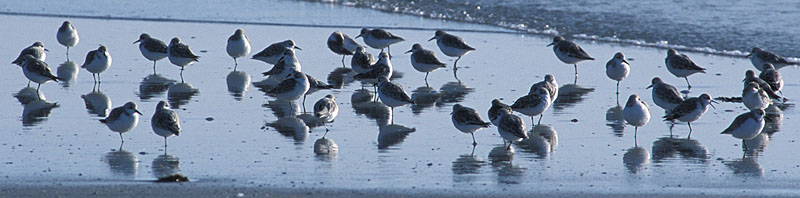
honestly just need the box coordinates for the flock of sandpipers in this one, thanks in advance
[12,20,797,153]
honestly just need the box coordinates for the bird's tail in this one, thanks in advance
[99,119,107,123]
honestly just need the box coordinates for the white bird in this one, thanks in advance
[267,71,310,102]
[665,49,706,90]
[606,52,630,94]
[351,46,375,74]
[226,28,251,69]
[759,63,784,100]
[327,31,360,67]
[314,94,339,138]
[646,77,684,111]
[743,70,782,100]
[81,45,112,83]
[488,99,512,126]
[262,49,302,82]
[151,101,181,149]
[376,76,414,123]
[623,94,650,140]
[663,93,715,139]
[252,40,301,65]
[20,55,59,92]
[721,109,765,150]
[547,36,594,77]
[12,41,47,66]
[511,87,552,125]
[406,43,446,83]
[496,108,527,150]
[528,74,559,102]
[56,21,79,57]
[747,47,795,71]
[355,28,404,57]
[101,102,143,145]
[451,104,490,145]
[742,82,771,110]
[134,33,168,74]
[429,30,475,70]
[168,37,200,75]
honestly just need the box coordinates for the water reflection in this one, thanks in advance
[314,138,339,162]
[264,100,300,118]
[297,113,325,128]
[226,70,251,100]
[327,67,354,89]
[81,86,111,117]
[488,146,525,184]
[267,116,309,143]
[744,133,769,156]
[725,157,763,177]
[167,82,199,109]
[452,148,485,183]
[152,154,180,178]
[518,125,558,157]
[652,137,709,163]
[552,84,595,111]
[14,87,45,105]
[438,81,474,105]
[22,99,59,127]
[139,74,176,101]
[410,86,440,114]
[103,149,138,178]
[605,105,625,136]
[763,104,783,134]
[623,147,650,173]
[377,123,415,149]
[56,60,78,87]
[352,89,391,126]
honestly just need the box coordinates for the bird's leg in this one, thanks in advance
[454,56,462,71]
[616,81,620,94]
[27,81,31,87]
[164,137,168,154]
[574,64,578,77]
[322,129,329,139]
[66,47,70,58]
[387,46,392,59]
[424,72,430,87]
[506,142,512,150]
[687,122,693,139]
[119,132,124,143]
[685,77,692,90]
[233,58,238,72]
[36,84,41,93]
[153,61,157,75]
[92,73,97,83]
[97,74,101,84]
[538,115,543,125]
[390,107,394,125]
[471,132,478,146]
[341,55,346,68]
[742,139,748,153]
[302,95,307,114]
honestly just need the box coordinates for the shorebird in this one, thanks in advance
[547,36,594,78]
[488,99,512,126]
[327,31,360,67]
[665,49,706,89]
[747,47,795,71]
[429,30,475,71]
[356,28,404,57]
[314,94,339,137]
[721,109,765,150]
[134,33,168,74]
[606,52,630,94]
[56,21,79,57]
[20,55,59,93]
[267,71,310,102]
[226,28,251,70]
[496,108,527,150]
[528,74,559,102]
[262,49,302,82]
[743,70,782,100]
[167,37,200,76]
[759,63,784,100]
[101,102,143,145]
[81,45,112,83]
[742,82,771,110]
[451,104,490,146]
[151,101,180,150]
[351,46,375,74]
[12,41,47,66]
[354,52,393,92]
[511,87,552,125]
[623,94,650,141]
[252,40,301,65]
[376,76,414,123]
[406,43,446,84]
[646,77,684,111]
[303,73,333,108]
[663,93,715,139]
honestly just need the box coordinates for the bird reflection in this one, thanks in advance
[264,100,300,118]
[452,147,485,183]
[327,67,354,89]
[139,74,176,100]
[14,86,45,105]
[152,154,180,179]
[167,82,199,109]
[488,146,525,184]
[22,99,59,127]
[725,157,763,177]
[437,81,474,105]
[763,104,783,134]
[226,70,251,100]
[410,86,440,114]
[352,89,391,126]
[267,116,309,144]
[103,149,138,178]
[56,60,79,87]
[552,84,594,111]
[622,146,650,174]
[518,125,558,157]
[314,137,339,162]
[652,137,709,163]
[743,133,769,156]
[605,105,625,137]
[81,86,111,117]
[377,123,415,149]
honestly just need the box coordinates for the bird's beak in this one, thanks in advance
[44,48,50,52]
[622,59,630,65]
[135,110,143,115]
[645,84,653,89]
[405,49,413,54]
[133,39,141,44]
[428,36,436,42]
[745,53,752,57]
[546,42,554,47]
[710,101,719,109]
[355,34,362,39]
[294,46,302,50]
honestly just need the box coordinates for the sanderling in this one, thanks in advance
[168,37,200,75]
[12,41,47,66]
[376,76,414,123]
[20,55,59,92]
[354,52,393,85]
[665,49,706,89]
[314,94,339,137]
[81,45,112,83]
[663,93,715,139]
[262,49,302,81]
[151,101,180,149]
[496,108,527,150]
[303,73,333,107]
[101,102,143,145]
[451,104,490,145]
[646,77,684,111]
[547,36,594,77]
[488,99,512,126]
[134,33,168,74]
[528,74,559,102]
[623,94,650,140]
[759,64,784,100]
[511,87,552,125]
[56,21,79,57]
[721,109,765,150]
[252,40,301,65]
[742,82,771,110]
[406,43,446,83]
[267,71,310,101]
[747,47,795,71]
[356,28,404,57]
[606,52,630,94]
[226,28,251,69]
[743,70,782,100]
[429,30,475,70]
[351,46,375,74]
[328,31,360,67]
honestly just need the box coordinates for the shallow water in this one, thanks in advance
[1,2,800,197]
